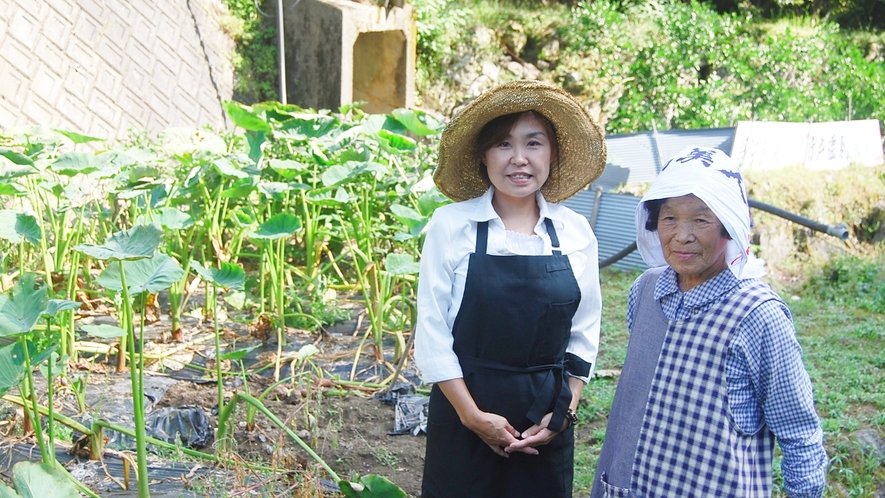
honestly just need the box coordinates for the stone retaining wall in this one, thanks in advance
[0,0,235,140]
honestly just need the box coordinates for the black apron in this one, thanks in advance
[422,219,582,498]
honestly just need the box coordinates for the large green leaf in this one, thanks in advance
[0,340,54,398]
[267,159,309,179]
[0,274,48,336]
[0,479,17,498]
[73,223,163,261]
[0,148,34,167]
[321,161,388,187]
[384,253,420,276]
[11,461,80,498]
[212,157,249,179]
[248,213,302,240]
[257,181,291,200]
[135,207,194,230]
[0,342,26,398]
[54,128,105,144]
[339,475,406,498]
[224,101,272,132]
[0,211,40,245]
[0,182,27,196]
[97,252,185,294]
[0,154,35,180]
[278,113,338,139]
[50,152,97,176]
[376,130,416,152]
[45,299,80,317]
[307,187,352,206]
[219,344,261,361]
[191,260,246,290]
[390,109,444,137]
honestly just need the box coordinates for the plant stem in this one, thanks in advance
[20,340,50,465]
[119,263,150,498]
[211,281,225,414]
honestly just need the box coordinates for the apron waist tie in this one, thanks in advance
[459,355,572,431]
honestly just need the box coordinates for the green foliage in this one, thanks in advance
[411,0,885,135]
[803,253,885,313]
[565,0,885,133]
[224,0,279,103]
[410,0,476,80]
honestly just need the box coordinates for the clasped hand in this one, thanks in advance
[467,411,563,458]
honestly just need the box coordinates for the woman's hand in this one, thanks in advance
[504,412,564,454]
[437,379,524,458]
[463,411,522,457]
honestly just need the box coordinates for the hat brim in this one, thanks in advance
[434,80,607,203]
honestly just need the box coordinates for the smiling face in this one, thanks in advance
[657,194,730,291]
[480,112,554,206]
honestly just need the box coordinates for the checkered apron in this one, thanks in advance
[630,278,778,497]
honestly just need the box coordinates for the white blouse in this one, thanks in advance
[414,188,602,384]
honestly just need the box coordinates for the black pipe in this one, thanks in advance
[600,241,637,269]
[748,198,849,240]
[598,198,849,269]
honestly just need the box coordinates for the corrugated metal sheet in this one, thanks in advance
[590,127,737,191]
[563,127,738,270]
[561,189,646,271]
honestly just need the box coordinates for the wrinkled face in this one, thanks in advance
[481,113,552,205]
[657,194,730,291]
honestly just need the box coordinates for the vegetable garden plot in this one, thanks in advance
[0,105,443,496]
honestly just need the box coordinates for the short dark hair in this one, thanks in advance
[643,198,731,238]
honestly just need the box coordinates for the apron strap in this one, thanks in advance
[476,221,489,254]
[544,218,562,256]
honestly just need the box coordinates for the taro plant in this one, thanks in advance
[73,223,184,498]
[190,259,245,414]
[246,212,301,380]
[136,206,199,339]
[0,273,79,466]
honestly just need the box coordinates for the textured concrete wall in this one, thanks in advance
[0,0,235,140]
[283,0,415,113]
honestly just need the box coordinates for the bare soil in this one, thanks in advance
[155,379,427,497]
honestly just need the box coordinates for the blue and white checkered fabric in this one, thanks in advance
[633,278,776,495]
[626,268,827,496]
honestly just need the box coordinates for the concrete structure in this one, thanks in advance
[282,0,416,114]
[0,0,234,140]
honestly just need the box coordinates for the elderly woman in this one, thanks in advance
[591,146,828,497]
[415,80,607,498]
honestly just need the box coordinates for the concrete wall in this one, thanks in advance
[0,0,235,139]
[283,0,415,113]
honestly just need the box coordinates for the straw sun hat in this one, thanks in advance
[434,80,607,203]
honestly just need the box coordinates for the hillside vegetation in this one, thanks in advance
[411,0,885,134]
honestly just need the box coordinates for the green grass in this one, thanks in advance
[574,263,885,495]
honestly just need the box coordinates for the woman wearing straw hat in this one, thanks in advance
[591,146,827,497]
[414,80,607,498]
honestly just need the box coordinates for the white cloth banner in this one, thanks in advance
[730,120,884,170]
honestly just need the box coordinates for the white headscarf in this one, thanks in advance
[635,145,765,280]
